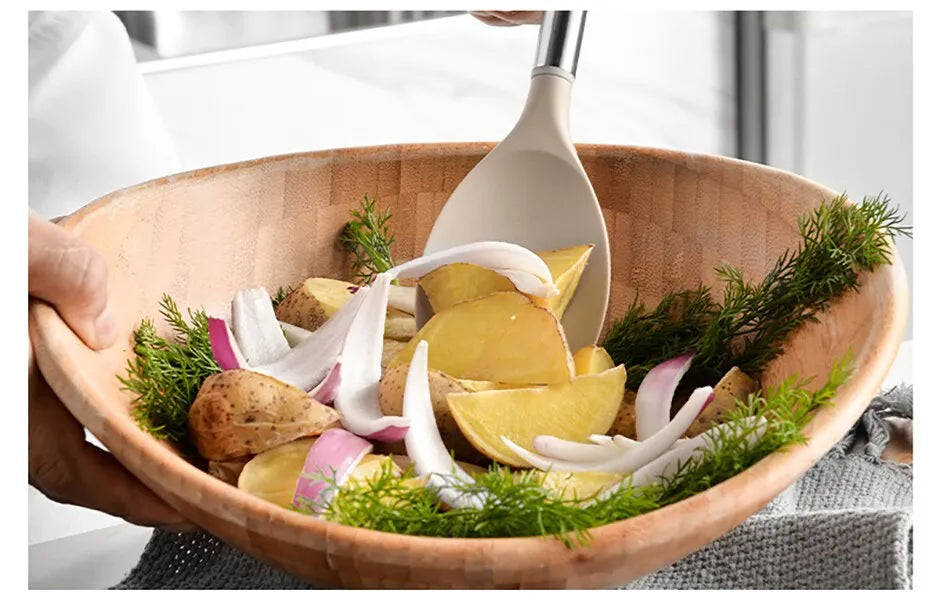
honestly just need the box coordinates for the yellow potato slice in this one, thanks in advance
[238,437,316,507]
[535,244,594,318]
[572,345,615,376]
[523,470,625,502]
[447,365,626,467]
[389,292,575,385]
[418,263,515,313]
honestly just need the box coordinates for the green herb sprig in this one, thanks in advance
[603,194,910,389]
[271,285,294,310]
[118,295,219,446]
[303,356,851,546]
[338,195,396,283]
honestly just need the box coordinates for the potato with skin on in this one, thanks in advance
[389,292,575,385]
[607,389,638,439]
[188,369,341,461]
[685,367,759,436]
[208,456,252,485]
[275,277,356,332]
[447,365,626,468]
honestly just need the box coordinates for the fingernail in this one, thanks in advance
[94,302,118,348]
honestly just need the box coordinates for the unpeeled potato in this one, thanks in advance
[188,369,341,461]
[685,367,759,436]
[607,389,638,439]
[389,292,575,385]
[275,277,356,332]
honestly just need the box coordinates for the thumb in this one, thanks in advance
[28,212,118,350]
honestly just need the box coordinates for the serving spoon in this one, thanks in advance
[419,10,611,351]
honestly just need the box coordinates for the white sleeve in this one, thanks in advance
[29,11,181,219]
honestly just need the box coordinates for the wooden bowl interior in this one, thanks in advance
[29,143,907,588]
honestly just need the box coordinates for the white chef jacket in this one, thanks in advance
[28,11,180,220]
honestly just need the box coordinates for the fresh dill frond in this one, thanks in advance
[307,355,850,546]
[337,195,396,283]
[271,285,294,310]
[603,193,910,389]
[117,294,219,447]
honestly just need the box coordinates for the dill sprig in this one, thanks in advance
[271,285,294,309]
[337,195,396,283]
[603,193,910,389]
[118,294,219,446]
[305,356,850,546]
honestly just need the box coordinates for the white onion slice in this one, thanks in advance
[387,241,557,298]
[333,273,410,441]
[635,353,695,440]
[403,340,484,510]
[279,321,313,347]
[594,417,768,501]
[231,287,291,366]
[532,435,627,462]
[588,434,640,448]
[503,386,714,473]
[291,429,373,513]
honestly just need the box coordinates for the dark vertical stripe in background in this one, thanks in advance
[735,11,767,164]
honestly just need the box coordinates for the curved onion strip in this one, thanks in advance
[291,428,373,514]
[503,386,714,474]
[387,241,557,298]
[208,317,248,370]
[635,353,695,440]
[333,273,410,440]
[402,340,484,510]
[231,287,290,366]
[532,435,627,462]
[279,321,313,347]
[254,286,371,392]
[594,417,768,502]
[310,362,342,404]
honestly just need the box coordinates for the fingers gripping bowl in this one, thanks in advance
[29,144,908,589]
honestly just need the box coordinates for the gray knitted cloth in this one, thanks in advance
[114,386,913,590]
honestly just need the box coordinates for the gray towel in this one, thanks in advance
[114,385,913,590]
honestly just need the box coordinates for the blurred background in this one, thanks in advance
[30,10,913,588]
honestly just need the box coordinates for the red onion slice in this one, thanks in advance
[292,429,373,514]
[333,273,410,441]
[208,317,248,370]
[309,362,342,405]
[503,386,714,473]
[635,353,695,440]
[403,340,484,509]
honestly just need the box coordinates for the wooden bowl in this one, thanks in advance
[29,143,908,589]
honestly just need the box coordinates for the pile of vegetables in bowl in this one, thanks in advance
[120,193,908,547]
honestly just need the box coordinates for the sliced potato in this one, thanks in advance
[572,345,615,376]
[382,339,408,369]
[418,263,515,313]
[384,309,416,340]
[527,471,624,502]
[535,244,594,318]
[686,367,759,436]
[238,437,315,507]
[188,370,340,461]
[389,292,574,385]
[347,454,402,486]
[275,277,356,331]
[447,365,626,467]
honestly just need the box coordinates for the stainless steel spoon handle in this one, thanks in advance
[533,11,587,79]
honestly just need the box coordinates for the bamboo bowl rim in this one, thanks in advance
[29,142,909,587]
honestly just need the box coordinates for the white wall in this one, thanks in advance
[766,11,913,339]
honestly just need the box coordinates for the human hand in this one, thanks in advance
[28,212,192,530]
[470,11,543,26]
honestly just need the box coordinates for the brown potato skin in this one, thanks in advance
[208,456,251,485]
[686,367,759,436]
[378,364,488,465]
[607,389,638,439]
[275,288,330,332]
[188,370,341,461]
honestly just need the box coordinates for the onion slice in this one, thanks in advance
[231,287,291,366]
[532,435,627,462]
[635,353,695,440]
[594,416,768,501]
[310,362,342,404]
[403,340,484,509]
[279,321,312,347]
[252,285,370,392]
[207,317,248,370]
[588,434,639,448]
[387,241,558,298]
[503,386,714,473]
[333,273,410,441]
[292,429,373,514]
[388,284,416,315]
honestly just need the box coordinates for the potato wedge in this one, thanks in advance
[418,263,515,313]
[389,292,575,385]
[607,389,638,439]
[536,244,594,319]
[188,370,341,461]
[238,437,316,507]
[572,345,615,376]
[208,456,252,486]
[686,367,759,436]
[527,471,624,502]
[379,363,503,463]
[275,277,356,331]
[384,308,416,341]
[382,339,408,369]
[447,365,626,467]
